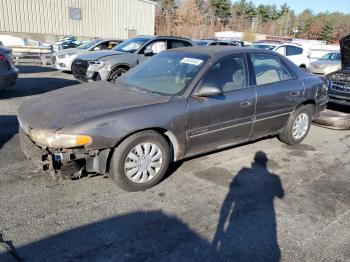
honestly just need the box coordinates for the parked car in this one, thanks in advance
[274,43,340,69]
[309,52,341,75]
[196,39,244,47]
[18,47,328,191]
[52,38,123,72]
[72,36,197,83]
[326,34,350,107]
[0,46,18,89]
[273,43,310,69]
[53,36,82,51]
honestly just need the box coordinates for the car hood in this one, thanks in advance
[77,50,126,61]
[17,81,170,131]
[340,34,350,70]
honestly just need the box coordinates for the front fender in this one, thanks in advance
[60,99,188,158]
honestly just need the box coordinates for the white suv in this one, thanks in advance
[273,43,310,69]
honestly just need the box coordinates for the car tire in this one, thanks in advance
[109,67,128,84]
[278,105,314,145]
[109,130,171,192]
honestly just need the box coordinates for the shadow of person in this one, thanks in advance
[212,151,284,262]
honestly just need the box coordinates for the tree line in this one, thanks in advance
[155,0,350,43]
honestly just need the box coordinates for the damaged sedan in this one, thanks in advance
[18,47,328,191]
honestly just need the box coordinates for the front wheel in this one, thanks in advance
[279,105,314,145]
[109,130,171,191]
[109,67,128,84]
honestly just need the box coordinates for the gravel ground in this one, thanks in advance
[0,65,349,262]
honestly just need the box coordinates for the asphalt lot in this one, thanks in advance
[0,65,349,262]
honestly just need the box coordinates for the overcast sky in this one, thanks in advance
[234,0,350,14]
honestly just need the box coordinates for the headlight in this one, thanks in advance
[89,60,106,68]
[57,54,67,59]
[67,52,77,56]
[30,129,92,149]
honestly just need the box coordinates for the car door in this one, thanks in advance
[248,53,304,139]
[186,54,256,156]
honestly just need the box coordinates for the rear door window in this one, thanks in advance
[250,54,290,85]
[169,40,192,49]
[286,45,303,56]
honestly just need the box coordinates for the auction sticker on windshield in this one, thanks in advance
[180,57,203,66]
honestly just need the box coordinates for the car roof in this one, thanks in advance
[97,38,123,42]
[155,35,194,42]
[166,46,277,60]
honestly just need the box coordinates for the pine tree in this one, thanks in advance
[319,23,333,43]
[210,0,231,25]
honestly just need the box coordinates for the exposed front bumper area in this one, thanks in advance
[19,128,110,177]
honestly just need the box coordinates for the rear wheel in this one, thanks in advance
[279,105,314,145]
[109,130,170,191]
[109,67,128,84]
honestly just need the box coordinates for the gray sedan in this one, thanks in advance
[0,46,18,89]
[18,47,328,191]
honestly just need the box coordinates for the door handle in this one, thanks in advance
[240,101,253,108]
[288,91,300,96]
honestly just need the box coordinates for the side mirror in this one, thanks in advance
[196,84,222,97]
[94,46,101,51]
[144,48,154,57]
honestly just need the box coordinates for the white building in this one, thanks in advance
[0,0,156,42]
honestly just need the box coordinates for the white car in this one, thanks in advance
[273,43,310,69]
[52,38,122,71]
[274,43,340,70]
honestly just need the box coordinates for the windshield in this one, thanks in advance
[77,39,101,49]
[320,52,341,61]
[113,37,151,53]
[119,52,209,95]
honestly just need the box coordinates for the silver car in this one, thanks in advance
[52,38,122,71]
[309,52,341,75]
[72,36,196,83]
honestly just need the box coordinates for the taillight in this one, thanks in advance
[0,54,6,61]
